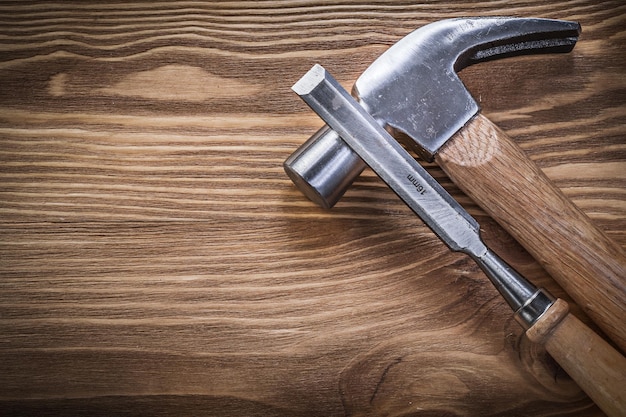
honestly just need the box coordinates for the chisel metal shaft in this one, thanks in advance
[292,64,551,328]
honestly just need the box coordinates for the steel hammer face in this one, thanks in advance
[284,17,580,208]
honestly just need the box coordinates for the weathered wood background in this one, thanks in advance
[1,2,624,416]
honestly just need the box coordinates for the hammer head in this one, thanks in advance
[284,17,581,208]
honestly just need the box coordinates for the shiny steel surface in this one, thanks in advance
[283,17,580,208]
[283,125,366,209]
[354,17,580,159]
[293,64,553,327]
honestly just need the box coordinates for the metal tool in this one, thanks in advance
[284,17,580,207]
[292,64,625,417]
[284,17,626,352]
[293,64,552,327]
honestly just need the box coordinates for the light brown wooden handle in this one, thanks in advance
[526,299,626,417]
[435,113,626,352]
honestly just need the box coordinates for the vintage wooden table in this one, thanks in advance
[1,2,624,416]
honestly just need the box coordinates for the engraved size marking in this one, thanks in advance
[407,174,427,195]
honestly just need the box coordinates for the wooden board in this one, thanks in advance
[0,2,624,416]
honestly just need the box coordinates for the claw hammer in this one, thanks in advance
[284,17,626,351]
[292,63,626,417]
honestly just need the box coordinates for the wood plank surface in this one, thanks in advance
[0,1,624,416]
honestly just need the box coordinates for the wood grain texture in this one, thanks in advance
[0,2,624,416]
[436,113,626,351]
[525,299,626,417]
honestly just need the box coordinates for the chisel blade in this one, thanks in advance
[292,64,486,258]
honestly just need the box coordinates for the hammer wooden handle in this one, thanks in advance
[526,299,626,417]
[435,113,626,352]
